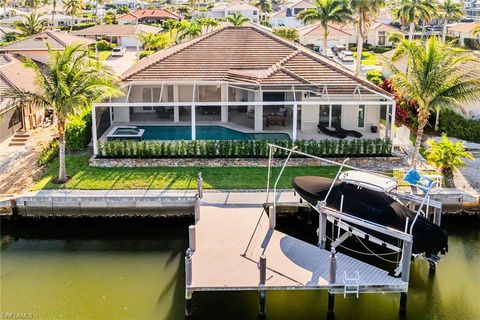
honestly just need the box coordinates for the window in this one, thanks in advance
[293,8,304,15]
[142,87,153,111]
[331,105,342,127]
[358,105,365,127]
[319,105,329,126]
[253,10,258,15]
[378,31,387,46]
[286,8,292,17]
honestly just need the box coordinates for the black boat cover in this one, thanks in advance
[292,176,448,256]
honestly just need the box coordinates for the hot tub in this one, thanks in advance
[106,126,145,141]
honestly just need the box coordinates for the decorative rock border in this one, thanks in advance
[89,155,402,170]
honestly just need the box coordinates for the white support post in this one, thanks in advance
[221,83,228,122]
[191,105,196,140]
[269,206,276,229]
[173,85,179,122]
[384,104,390,140]
[292,103,298,141]
[328,104,332,127]
[390,101,396,142]
[92,105,98,155]
[189,225,196,252]
[254,89,263,131]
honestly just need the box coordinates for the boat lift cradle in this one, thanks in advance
[263,143,444,314]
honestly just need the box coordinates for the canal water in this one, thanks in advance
[1,216,479,320]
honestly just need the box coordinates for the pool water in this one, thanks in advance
[138,125,289,140]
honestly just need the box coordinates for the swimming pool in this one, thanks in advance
[131,125,290,140]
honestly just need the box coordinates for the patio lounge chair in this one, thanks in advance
[332,124,363,138]
[317,123,347,139]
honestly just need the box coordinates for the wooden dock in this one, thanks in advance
[186,204,407,317]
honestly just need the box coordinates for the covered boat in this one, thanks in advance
[292,176,448,258]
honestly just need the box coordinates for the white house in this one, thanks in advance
[298,23,351,51]
[447,22,480,47]
[73,24,162,47]
[331,21,405,47]
[270,0,315,28]
[0,13,93,28]
[208,1,260,23]
[91,24,397,155]
[117,9,182,25]
[0,30,94,64]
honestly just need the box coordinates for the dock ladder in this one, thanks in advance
[343,271,360,298]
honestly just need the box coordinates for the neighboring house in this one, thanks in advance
[109,0,146,9]
[0,7,28,18]
[0,30,94,64]
[0,13,93,28]
[0,54,43,143]
[298,23,351,51]
[270,0,315,28]
[447,22,480,47]
[375,8,394,25]
[463,0,480,19]
[381,49,407,79]
[74,24,162,47]
[332,21,405,47]
[208,2,260,23]
[92,25,397,156]
[0,26,20,43]
[117,9,182,25]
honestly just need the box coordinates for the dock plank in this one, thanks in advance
[190,205,406,293]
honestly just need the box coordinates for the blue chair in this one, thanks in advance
[403,169,435,193]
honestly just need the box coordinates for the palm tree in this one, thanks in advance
[1,0,8,18]
[386,37,480,168]
[178,22,202,41]
[202,17,219,33]
[473,22,480,36]
[94,0,106,23]
[253,0,273,13]
[63,0,85,32]
[14,44,122,183]
[425,134,474,187]
[163,18,178,38]
[350,0,385,75]
[297,0,351,56]
[51,0,57,25]
[13,12,47,36]
[394,0,436,40]
[24,0,42,8]
[438,0,462,43]
[227,12,249,26]
[139,32,170,51]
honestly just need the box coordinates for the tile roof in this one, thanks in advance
[298,23,352,37]
[73,24,161,37]
[370,22,405,33]
[0,54,38,96]
[448,22,480,34]
[0,30,94,51]
[121,25,391,96]
[118,9,182,21]
[0,26,21,36]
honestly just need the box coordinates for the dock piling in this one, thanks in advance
[197,172,203,199]
[329,249,337,284]
[259,255,267,318]
[185,290,193,317]
[194,196,200,222]
[433,207,442,226]
[269,206,276,229]
[327,293,335,319]
[399,292,407,316]
[317,202,327,249]
[399,239,413,315]
[185,249,193,316]
[189,226,196,252]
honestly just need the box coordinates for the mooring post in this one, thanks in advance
[329,248,337,284]
[10,199,18,218]
[194,196,200,222]
[399,239,413,316]
[317,201,327,248]
[269,206,276,229]
[189,225,196,252]
[197,172,203,199]
[259,255,266,318]
[327,293,335,319]
[185,249,193,316]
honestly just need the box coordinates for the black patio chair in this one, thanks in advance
[333,124,363,138]
[317,123,347,139]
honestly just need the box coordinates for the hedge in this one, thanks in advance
[438,110,480,143]
[65,111,92,151]
[97,138,392,159]
[37,139,59,165]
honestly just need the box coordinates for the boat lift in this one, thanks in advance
[263,143,444,314]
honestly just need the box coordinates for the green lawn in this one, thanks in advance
[33,156,339,190]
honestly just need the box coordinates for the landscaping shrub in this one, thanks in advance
[272,27,299,41]
[97,138,392,159]
[65,110,92,151]
[139,50,154,59]
[438,110,480,143]
[366,70,384,85]
[96,39,114,51]
[37,139,59,165]
[372,46,392,54]
[58,23,95,31]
